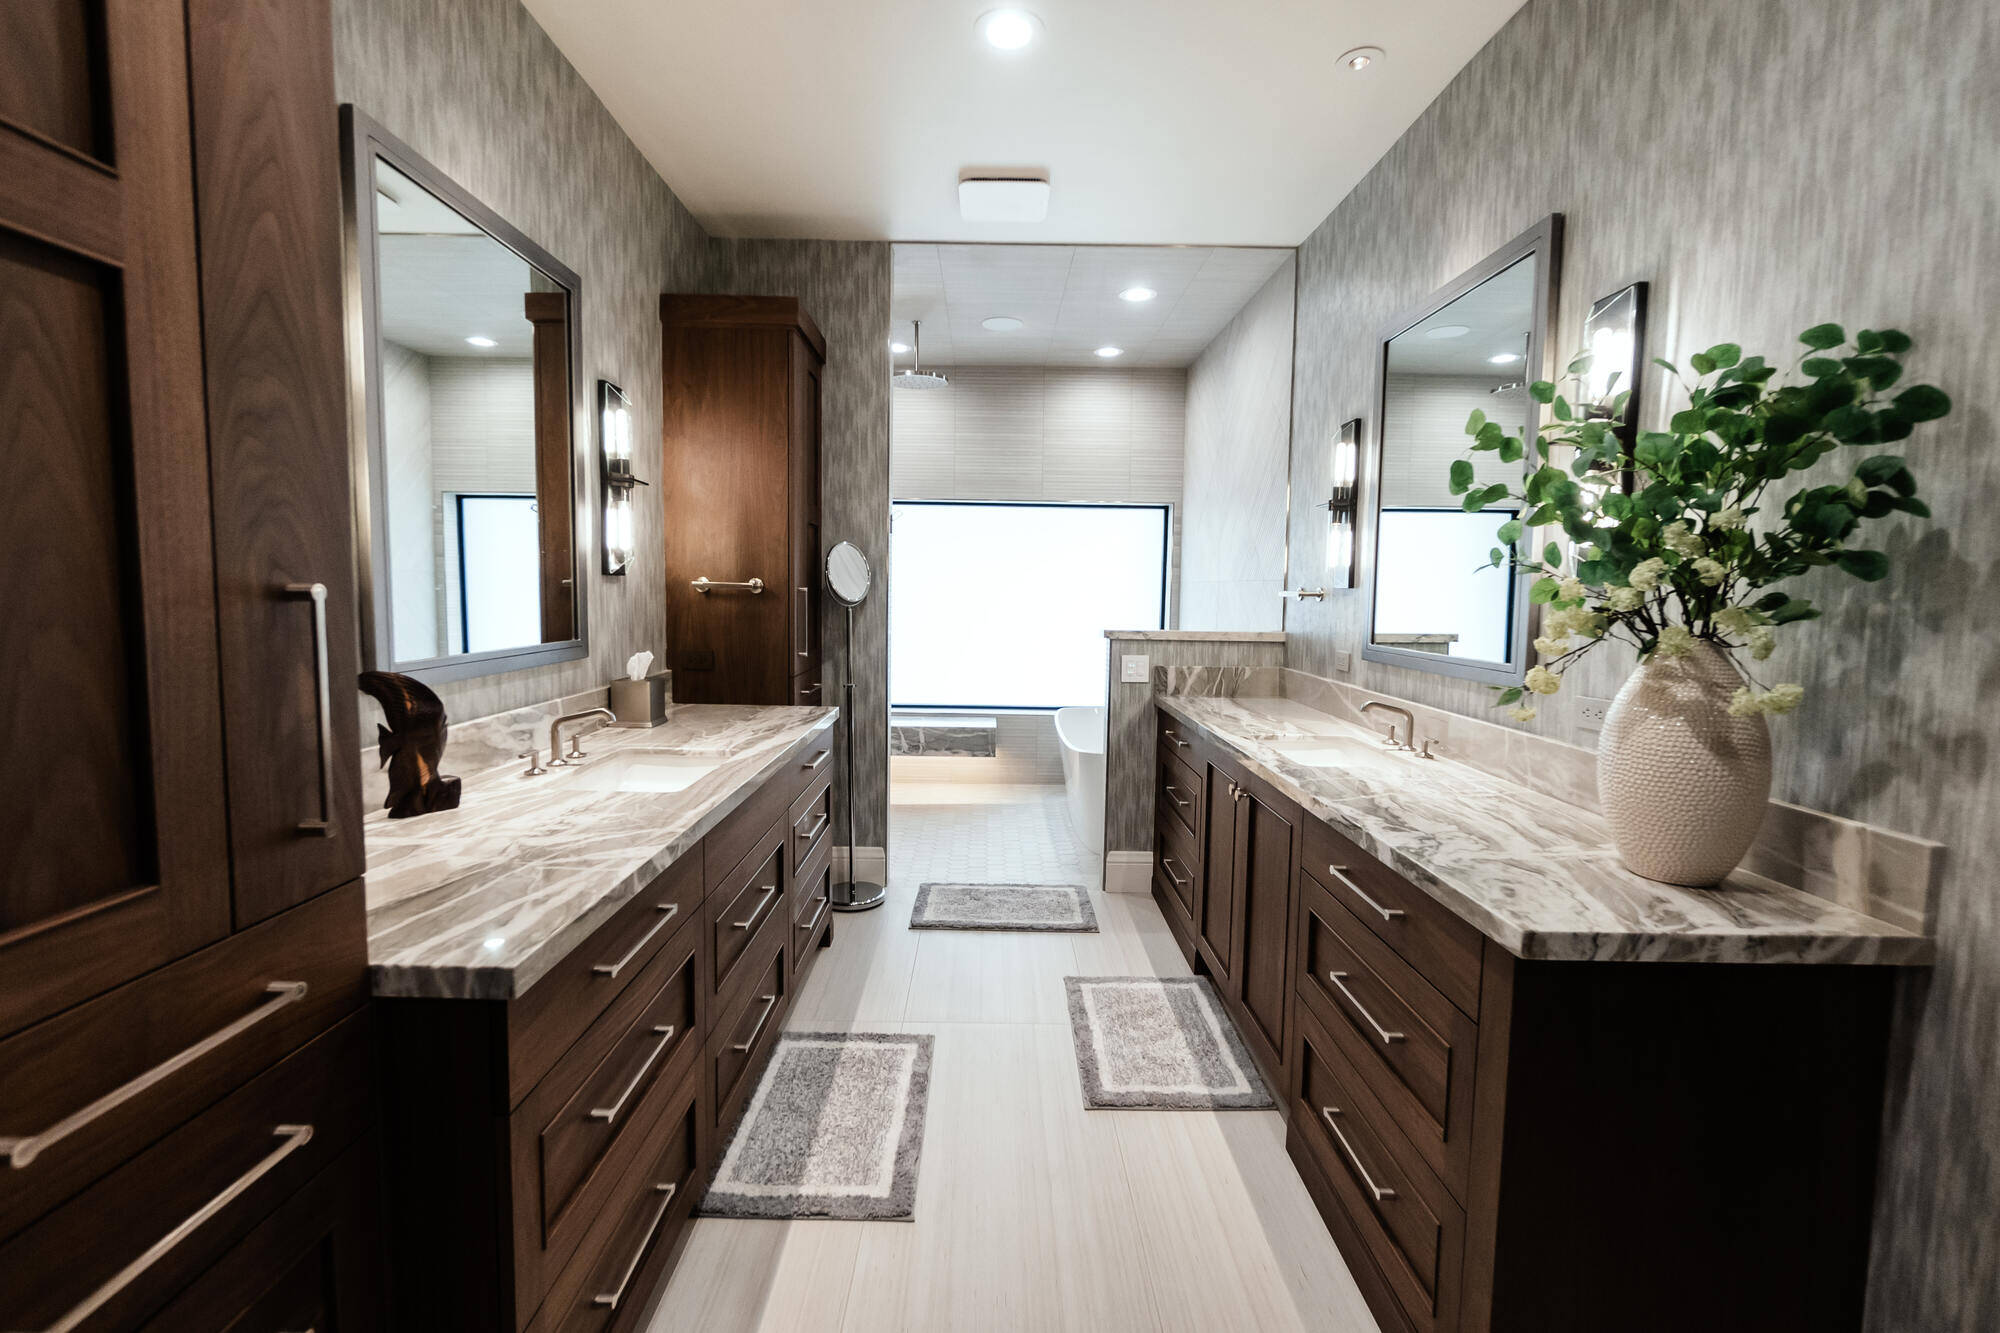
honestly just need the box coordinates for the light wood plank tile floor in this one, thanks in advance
[642,784,1380,1333]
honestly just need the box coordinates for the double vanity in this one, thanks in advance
[1151,693,1926,1333]
[363,704,837,1332]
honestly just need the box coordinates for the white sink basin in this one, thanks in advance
[571,751,725,793]
[1270,743,1358,770]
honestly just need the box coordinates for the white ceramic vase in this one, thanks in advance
[1596,639,1771,886]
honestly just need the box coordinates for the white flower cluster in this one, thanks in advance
[1627,558,1667,592]
[1605,585,1646,612]
[1652,625,1696,659]
[1507,705,1538,723]
[1544,603,1603,641]
[1691,557,1728,587]
[1660,521,1706,558]
[1524,666,1562,695]
[1711,506,1748,531]
[1728,683,1805,717]
[1715,605,1776,660]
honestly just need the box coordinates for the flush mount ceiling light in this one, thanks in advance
[1488,351,1523,364]
[465,335,497,348]
[981,315,1025,332]
[1422,324,1470,340]
[978,9,1040,50]
[958,173,1052,223]
[1338,45,1384,72]
[1119,286,1157,303]
[1094,346,1123,359]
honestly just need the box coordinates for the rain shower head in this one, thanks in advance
[891,319,949,390]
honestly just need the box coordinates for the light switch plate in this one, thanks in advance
[1334,650,1353,673]
[1120,653,1151,684]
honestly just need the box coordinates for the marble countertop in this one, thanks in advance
[363,704,837,1000]
[1157,695,1932,966]
[1105,630,1287,642]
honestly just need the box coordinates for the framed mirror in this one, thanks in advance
[340,107,589,683]
[1363,216,1562,685]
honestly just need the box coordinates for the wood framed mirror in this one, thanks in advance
[1362,215,1562,686]
[340,106,590,683]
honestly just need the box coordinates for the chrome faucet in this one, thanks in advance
[1360,700,1415,750]
[549,708,616,765]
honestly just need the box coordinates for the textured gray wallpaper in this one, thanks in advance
[1280,1,1998,1324]
[333,0,714,733]
[713,240,893,850]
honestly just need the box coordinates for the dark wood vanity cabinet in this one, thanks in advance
[381,728,836,1333]
[0,2,379,1329]
[660,295,826,706]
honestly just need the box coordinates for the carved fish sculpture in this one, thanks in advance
[357,670,463,818]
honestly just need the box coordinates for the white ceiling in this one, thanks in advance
[893,243,1291,368]
[374,160,548,358]
[519,0,1528,245]
[1387,254,1537,375]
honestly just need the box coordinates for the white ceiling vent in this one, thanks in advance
[957,174,1051,223]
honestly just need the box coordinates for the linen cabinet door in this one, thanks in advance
[187,0,365,923]
[0,0,234,1035]
[1198,761,1242,988]
[1233,779,1298,1085]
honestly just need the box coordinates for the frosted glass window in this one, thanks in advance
[890,502,1169,709]
[455,494,543,655]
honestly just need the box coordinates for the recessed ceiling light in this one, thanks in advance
[981,316,1025,332]
[1488,352,1523,364]
[1094,346,1123,359]
[1119,286,1157,303]
[1338,45,1384,72]
[978,9,1040,50]
[465,335,497,348]
[1423,325,1470,340]
[889,340,911,354]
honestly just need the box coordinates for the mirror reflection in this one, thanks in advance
[1370,252,1539,672]
[372,157,576,666]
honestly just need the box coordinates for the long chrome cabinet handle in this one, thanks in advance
[30,1124,314,1333]
[1,981,307,1170]
[1164,728,1189,748]
[731,994,779,1052]
[1164,784,1191,809]
[796,812,829,844]
[731,886,778,931]
[1328,971,1405,1044]
[593,1182,677,1310]
[1161,856,1191,889]
[1320,1107,1396,1201]
[592,904,680,979]
[1327,865,1405,922]
[690,576,764,595]
[589,1025,677,1123]
[284,582,335,836]
[802,749,829,771]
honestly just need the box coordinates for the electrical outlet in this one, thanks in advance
[1121,653,1151,684]
[1334,650,1353,673]
[1577,695,1612,729]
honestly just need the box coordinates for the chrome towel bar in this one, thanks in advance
[691,576,764,595]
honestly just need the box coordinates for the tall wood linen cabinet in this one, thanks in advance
[660,295,825,706]
[0,1,381,1328]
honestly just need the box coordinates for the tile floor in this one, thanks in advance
[644,783,1378,1333]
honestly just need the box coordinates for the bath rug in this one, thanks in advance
[1064,976,1273,1110]
[699,1032,933,1221]
[909,882,1098,932]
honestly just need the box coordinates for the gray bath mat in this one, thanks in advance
[910,882,1098,932]
[1065,976,1273,1110]
[700,1032,933,1221]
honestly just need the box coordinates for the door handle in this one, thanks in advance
[283,582,334,836]
[691,576,764,594]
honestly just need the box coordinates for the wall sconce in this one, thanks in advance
[1324,417,1362,588]
[599,380,645,575]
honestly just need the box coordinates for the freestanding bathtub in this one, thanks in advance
[1054,705,1106,855]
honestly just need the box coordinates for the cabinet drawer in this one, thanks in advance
[789,771,833,869]
[1154,811,1200,923]
[707,822,789,1022]
[526,923,703,1276]
[509,851,703,1108]
[1157,748,1203,845]
[1297,875,1476,1198]
[1302,816,1482,1017]
[1292,1004,1463,1333]
[709,940,790,1136]
[704,736,829,892]
[0,881,366,1244]
[0,1011,374,1333]
[528,1072,705,1333]
[1157,711,1201,766]
[793,826,833,927]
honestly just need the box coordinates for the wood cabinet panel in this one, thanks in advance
[1198,758,1240,982]
[708,825,789,1021]
[1232,776,1297,1087]
[709,940,791,1138]
[1302,814,1482,1018]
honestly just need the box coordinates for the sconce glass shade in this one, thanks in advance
[599,380,643,575]
[1326,418,1362,587]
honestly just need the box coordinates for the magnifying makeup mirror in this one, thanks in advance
[824,541,883,912]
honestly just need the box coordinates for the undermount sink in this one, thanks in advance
[570,750,725,793]
[1269,742,1360,770]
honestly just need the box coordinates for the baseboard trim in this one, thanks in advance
[835,845,888,885]
[1104,851,1152,895]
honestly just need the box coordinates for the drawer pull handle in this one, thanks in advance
[1161,856,1191,890]
[802,749,829,772]
[283,582,335,836]
[731,994,779,1052]
[1164,784,1191,809]
[1328,865,1405,922]
[732,886,779,931]
[1164,728,1189,748]
[1320,1107,1396,1202]
[799,892,830,936]
[593,1182,678,1310]
[796,812,829,844]
[0,981,308,1170]
[32,1124,314,1333]
[1328,971,1405,1045]
[592,904,681,980]
[589,1024,678,1124]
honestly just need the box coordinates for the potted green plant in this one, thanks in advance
[1449,323,1951,884]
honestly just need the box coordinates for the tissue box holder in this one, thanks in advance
[609,672,670,728]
